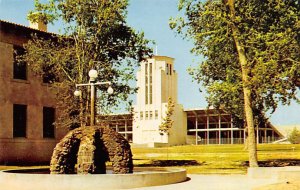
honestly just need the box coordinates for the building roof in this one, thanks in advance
[0,19,56,35]
[273,125,300,137]
[184,107,231,123]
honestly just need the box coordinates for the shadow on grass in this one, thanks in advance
[135,160,202,167]
[243,159,300,167]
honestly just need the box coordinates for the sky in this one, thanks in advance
[0,0,299,126]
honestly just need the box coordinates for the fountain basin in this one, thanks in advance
[0,167,187,190]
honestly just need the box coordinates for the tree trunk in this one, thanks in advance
[227,0,258,167]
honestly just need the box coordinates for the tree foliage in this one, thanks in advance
[159,97,175,135]
[23,0,152,129]
[288,127,300,144]
[171,0,300,167]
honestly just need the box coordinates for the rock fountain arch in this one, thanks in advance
[50,126,133,174]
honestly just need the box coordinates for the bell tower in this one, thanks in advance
[133,56,186,147]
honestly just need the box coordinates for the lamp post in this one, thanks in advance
[74,69,114,126]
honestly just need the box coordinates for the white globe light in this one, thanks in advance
[107,86,114,94]
[88,69,98,81]
[74,89,82,97]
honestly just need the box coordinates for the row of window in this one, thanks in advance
[145,62,153,104]
[166,63,172,75]
[13,45,56,83]
[139,110,159,120]
[13,104,55,138]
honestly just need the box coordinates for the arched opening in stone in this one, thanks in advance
[50,130,81,174]
[93,129,109,174]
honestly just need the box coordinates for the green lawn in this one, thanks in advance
[132,144,300,174]
[1,144,300,174]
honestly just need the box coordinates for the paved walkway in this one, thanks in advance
[131,174,278,190]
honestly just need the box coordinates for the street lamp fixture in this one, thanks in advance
[88,69,98,82]
[74,69,113,126]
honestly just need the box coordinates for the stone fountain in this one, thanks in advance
[50,125,133,174]
[0,125,186,190]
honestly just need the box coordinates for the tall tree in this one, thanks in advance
[171,0,300,167]
[23,0,152,129]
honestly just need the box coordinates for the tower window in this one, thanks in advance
[140,111,143,120]
[155,110,158,119]
[149,85,153,104]
[145,63,148,75]
[145,86,148,104]
[149,63,153,104]
[166,64,169,75]
[13,104,27,138]
[145,111,149,120]
[170,64,172,75]
[145,63,148,104]
[149,111,153,119]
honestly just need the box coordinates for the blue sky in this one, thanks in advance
[0,0,299,126]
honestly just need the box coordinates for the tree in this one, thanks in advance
[159,97,175,135]
[171,0,300,167]
[288,127,300,144]
[22,0,152,129]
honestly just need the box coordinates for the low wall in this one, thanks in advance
[0,167,187,190]
[248,166,300,180]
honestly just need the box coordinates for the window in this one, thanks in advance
[155,110,158,119]
[145,63,148,104]
[170,64,172,75]
[145,111,149,120]
[43,107,55,138]
[145,85,148,104]
[145,63,148,75]
[140,111,143,120]
[166,64,169,75]
[13,46,27,80]
[149,63,153,104]
[13,104,27,137]
[150,63,153,75]
[149,111,153,119]
[149,85,153,104]
[43,65,58,84]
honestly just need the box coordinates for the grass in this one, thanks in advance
[1,144,300,174]
[132,144,300,174]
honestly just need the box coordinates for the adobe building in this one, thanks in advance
[0,20,65,164]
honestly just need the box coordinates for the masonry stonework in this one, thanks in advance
[50,126,133,174]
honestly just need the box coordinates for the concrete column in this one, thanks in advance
[218,114,222,144]
[256,126,259,144]
[218,114,221,144]
[243,129,246,144]
[264,129,267,143]
[195,114,198,145]
[125,119,128,140]
[231,117,234,144]
[207,113,210,145]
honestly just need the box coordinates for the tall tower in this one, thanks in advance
[133,56,187,147]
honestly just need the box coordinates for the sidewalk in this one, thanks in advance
[131,174,278,190]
